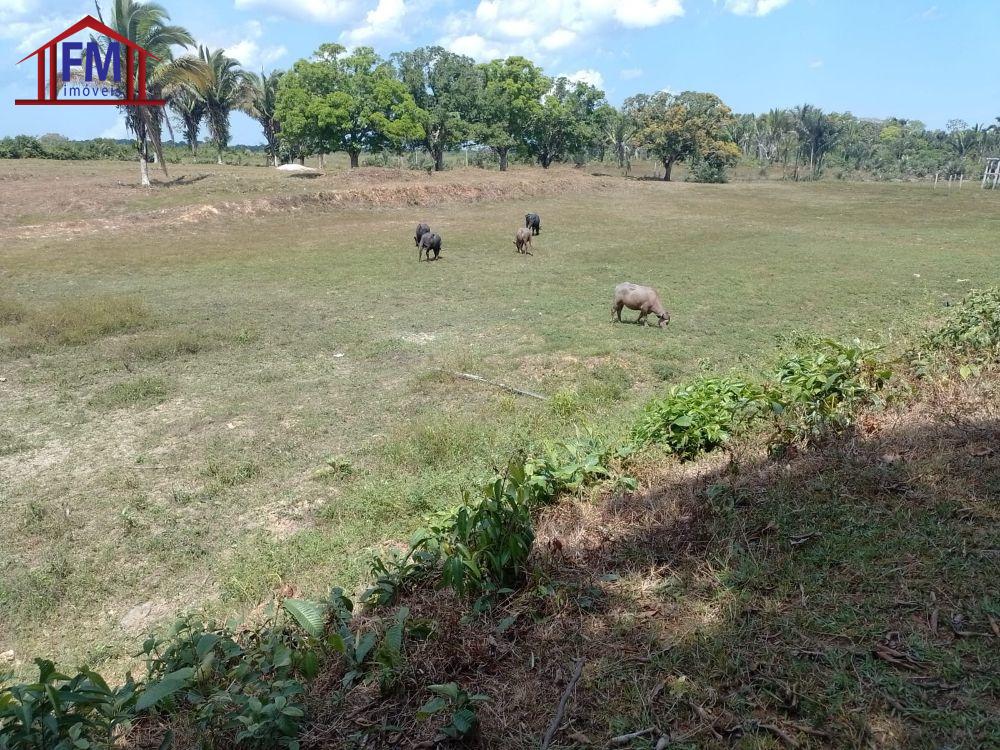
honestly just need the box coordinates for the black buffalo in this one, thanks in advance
[525,213,541,236]
[418,232,442,261]
[414,222,430,246]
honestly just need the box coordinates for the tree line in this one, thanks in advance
[6,0,999,185]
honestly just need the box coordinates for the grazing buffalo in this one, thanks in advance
[414,222,430,247]
[611,282,670,328]
[418,232,442,261]
[525,213,541,236]
[514,227,533,254]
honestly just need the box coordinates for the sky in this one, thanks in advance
[1,0,997,145]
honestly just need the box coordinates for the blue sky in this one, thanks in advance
[1,0,997,145]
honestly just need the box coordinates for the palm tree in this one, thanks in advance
[242,70,283,167]
[793,104,838,178]
[196,46,248,164]
[602,107,637,171]
[96,0,206,186]
[169,88,205,154]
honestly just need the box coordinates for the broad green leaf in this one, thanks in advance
[283,598,327,638]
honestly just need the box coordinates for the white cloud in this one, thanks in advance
[724,0,792,17]
[233,0,359,24]
[620,67,643,80]
[201,20,287,70]
[342,0,408,44]
[101,115,128,140]
[1,14,78,54]
[562,68,604,89]
[540,28,577,50]
[440,0,684,61]
[615,0,684,28]
[446,33,508,61]
[0,0,34,23]
[227,39,287,68]
[808,58,823,69]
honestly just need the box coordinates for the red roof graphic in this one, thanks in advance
[17,15,159,64]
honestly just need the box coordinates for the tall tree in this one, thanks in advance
[168,88,204,154]
[525,77,606,168]
[626,90,739,181]
[197,46,248,165]
[392,46,481,171]
[242,70,283,166]
[793,104,838,177]
[597,104,637,170]
[474,57,549,171]
[276,44,423,168]
[96,0,205,186]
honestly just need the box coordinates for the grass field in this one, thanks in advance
[1,159,998,683]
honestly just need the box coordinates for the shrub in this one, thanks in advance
[363,436,627,607]
[136,614,310,748]
[770,338,891,444]
[0,659,138,749]
[923,288,1000,364]
[634,377,767,459]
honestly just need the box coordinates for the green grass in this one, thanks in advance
[90,377,170,409]
[0,159,998,683]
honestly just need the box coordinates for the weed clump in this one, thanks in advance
[90,377,169,409]
[633,377,766,460]
[16,295,152,348]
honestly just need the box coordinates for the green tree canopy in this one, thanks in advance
[276,44,424,167]
[392,46,482,171]
[524,78,606,168]
[626,90,739,181]
[474,56,549,171]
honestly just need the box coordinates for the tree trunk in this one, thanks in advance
[349,151,360,168]
[298,155,305,166]
[498,147,509,172]
[434,147,445,172]
[663,158,674,182]
[319,153,325,169]
[139,153,150,187]
[137,126,151,187]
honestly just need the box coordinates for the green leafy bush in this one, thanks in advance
[770,338,891,444]
[633,377,766,459]
[137,614,309,748]
[923,288,1000,363]
[364,436,627,607]
[0,659,137,749]
[416,682,489,741]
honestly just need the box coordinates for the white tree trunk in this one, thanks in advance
[139,154,150,188]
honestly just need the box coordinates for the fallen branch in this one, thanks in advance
[541,659,585,750]
[754,722,799,748]
[686,701,723,740]
[451,371,549,400]
[609,727,654,746]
